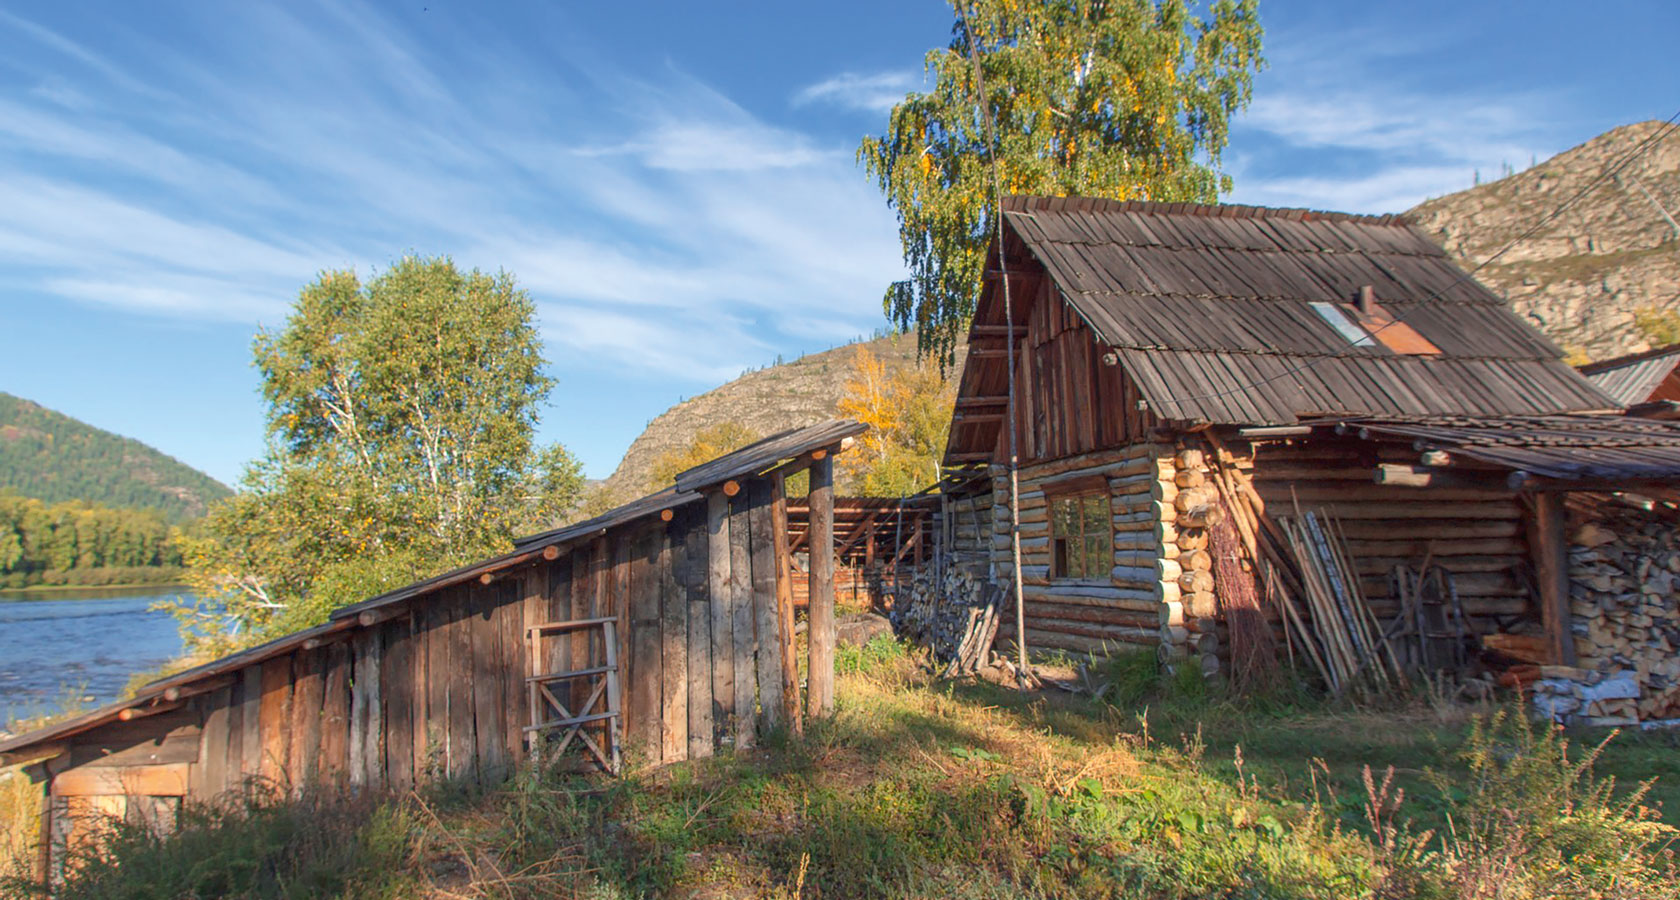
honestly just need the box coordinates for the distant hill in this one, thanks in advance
[602,332,964,499]
[1408,120,1680,362]
[0,393,231,520]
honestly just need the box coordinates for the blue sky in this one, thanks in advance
[0,1,1675,487]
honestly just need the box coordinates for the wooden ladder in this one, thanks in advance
[524,616,622,774]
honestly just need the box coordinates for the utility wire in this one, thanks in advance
[1147,110,1680,409]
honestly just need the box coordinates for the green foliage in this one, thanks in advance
[0,491,184,589]
[860,0,1264,362]
[835,634,910,676]
[0,393,230,522]
[1634,306,1680,348]
[176,256,585,649]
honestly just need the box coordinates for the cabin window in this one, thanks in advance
[1049,490,1110,580]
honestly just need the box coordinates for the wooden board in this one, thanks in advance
[54,763,188,797]
[238,664,261,780]
[660,526,689,762]
[689,504,716,759]
[424,592,452,781]
[770,472,800,732]
[257,655,293,786]
[381,618,415,793]
[195,686,232,798]
[446,589,476,783]
[499,580,525,772]
[729,491,757,747]
[351,628,383,791]
[706,491,733,751]
[628,528,663,763]
[321,638,352,788]
[748,478,783,731]
[807,456,836,717]
[291,647,325,791]
[470,585,508,785]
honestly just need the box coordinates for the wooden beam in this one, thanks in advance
[722,480,741,498]
[118,700,184,722]
[969,324,1027,337]
[358,605,410,628]
[952,412,1005,423]
[0,743,66,769]
[1375,464,1513,491]
[163,674,235,703]
[1237,425,1313,439]
[807,456,836,718]
[1530,493,1577,667]
[956,396,1009,409]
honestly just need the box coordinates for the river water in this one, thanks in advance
[0,587,195,723]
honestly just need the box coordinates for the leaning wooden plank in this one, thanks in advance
[238,664,261,780]
[660,525,689,763]
[769,472,800,734]
[258,655,293,788]
[382,618,415,793]
[705,491,732,750]
[628,529,663,764]
[729,492,757,748]
[54,763,189,797]
[748,478,784,731]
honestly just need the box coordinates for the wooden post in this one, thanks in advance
[770,471,802,734]
[1531,492,1578,666]
[729,492,757,747]
[748,478,784,731]
[808,456,836,717]
[659,526,689,763]
[705,491,733,753]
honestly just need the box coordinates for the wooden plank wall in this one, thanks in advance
[46,474,806,866]
[1005,280,1157,466]
[990,443,1175,655]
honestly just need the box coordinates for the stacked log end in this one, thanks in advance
[1159,447,1220,675]
[1531,507,1680,727]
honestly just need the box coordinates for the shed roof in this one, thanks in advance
[673,419,866,494]
[976,197,1614,430]
[1578,344,1680,406]
[1322,413,1680,482]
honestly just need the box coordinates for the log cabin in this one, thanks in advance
[0,419,866,882]
[936,196,1680,678]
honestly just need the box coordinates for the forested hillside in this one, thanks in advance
[0,393,230,521]
[0,493,184,589]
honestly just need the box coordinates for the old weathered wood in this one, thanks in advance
[705,490,733,751]
[423,593,451,781]
[321,638,352,787]
[680,507,713,759]
[445,593,476,782]
[499,580,525,771]
[196,686,232,797]
[53,764,189,797]
[258,656,293,786]
[238,665,261,779]
[1531,492,1578,666]
[729,492,757,747]
[748,478,784,731]
[467,589,504,784]
[770,472,801,733]
[381,618,415,793]
[660,526,689,762]
[808,456,836,717]
[291,649,324,792]
[352,628,384,791]
[629,529,663,763]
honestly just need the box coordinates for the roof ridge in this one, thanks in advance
[1577,343,1680,375]
[1001,195,1408,226]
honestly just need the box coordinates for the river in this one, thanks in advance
[0,586,196,723]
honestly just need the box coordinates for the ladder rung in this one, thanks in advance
[523,710,618,732]
[525,665,615,683]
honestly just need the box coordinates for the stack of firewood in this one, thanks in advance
[889,565,1001,675]
[1530,511,1680,725]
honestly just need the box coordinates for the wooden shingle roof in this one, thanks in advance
[1578,344,1680,406]
[994,197,1615,425]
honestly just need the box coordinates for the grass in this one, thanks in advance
[5,639,1677,899]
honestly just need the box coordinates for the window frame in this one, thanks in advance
[1043,475,1111,584]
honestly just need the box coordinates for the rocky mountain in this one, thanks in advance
[0,392,231,520]
[602,332,963,499]
[1408,120,1680,362]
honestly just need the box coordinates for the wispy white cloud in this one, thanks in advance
[0,3,905,386]
[793,70,919,113]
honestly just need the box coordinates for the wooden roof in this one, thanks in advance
[949,197,1615,459]
[673,419,867,494]
[1324,413,1680,482]
[1578,344,1680,406]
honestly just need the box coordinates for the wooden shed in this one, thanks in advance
[933,196,1680,677]
[1580,344,1680,414]
[0,419,866,882]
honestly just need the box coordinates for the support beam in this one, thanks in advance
[807,456,836,718]
[770,472,802,734]
[1530,492,1577,666]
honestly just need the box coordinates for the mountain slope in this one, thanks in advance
[1408,120,1680,361]
[603,333,964,498]
[0,392,231,520]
